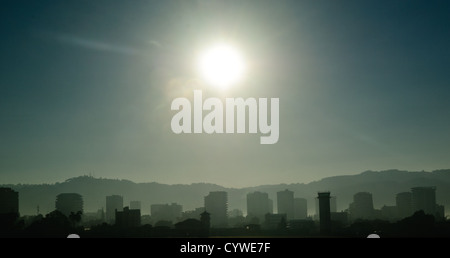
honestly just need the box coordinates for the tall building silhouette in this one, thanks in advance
[396,192,412,219]
[349,192,374,220]
[204,191,228,228]
[247,191,271,223]
[151,203,182,222]
[0,188,19,215]
[115,206,141,228]
[277,189,294,220]
[200,211,211,236]
[293,198,307,219]
[315,196,336,219]
[55,193,83,217]
[106,195,123,224]
[411,187,436,216]
[317,192,331,234]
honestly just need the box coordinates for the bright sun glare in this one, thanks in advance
[198,44,246,90]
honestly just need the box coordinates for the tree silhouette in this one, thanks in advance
[69,211,82,227]
[26,210,71,237]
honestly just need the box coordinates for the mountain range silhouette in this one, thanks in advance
[3,169,450,216]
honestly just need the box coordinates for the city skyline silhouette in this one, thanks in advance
[1,169,449,238]
[2,1,450,240]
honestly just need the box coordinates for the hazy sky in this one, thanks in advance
[1,0,450,187]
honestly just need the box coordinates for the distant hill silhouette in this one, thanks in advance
[3,169,450,216]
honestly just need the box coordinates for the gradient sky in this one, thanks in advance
[1,0,450,187]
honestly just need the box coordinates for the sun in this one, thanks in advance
[198,43,246,90]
